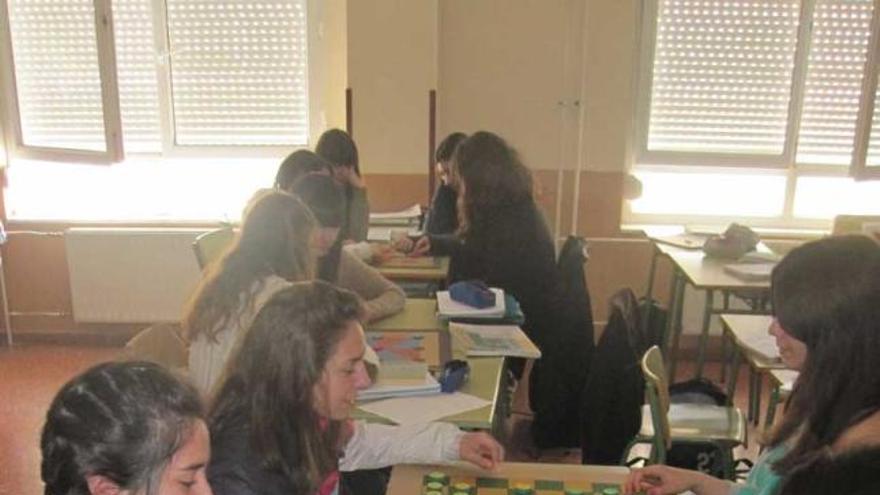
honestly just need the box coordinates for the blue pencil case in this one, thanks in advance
[448,280,496,309]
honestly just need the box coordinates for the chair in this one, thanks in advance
[192,227,235,270]
[831,215,880,236]
[121,323,188,371]
[621,346,747,480]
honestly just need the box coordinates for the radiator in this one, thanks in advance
[65,228,206,323]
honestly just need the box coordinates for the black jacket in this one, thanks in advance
[424,184,458,235]
[580,289,663,464]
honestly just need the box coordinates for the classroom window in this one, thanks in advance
[631,0,880,229]
[0,0,311,161]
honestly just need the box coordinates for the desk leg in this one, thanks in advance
[753,373,763,426]
[695,289,714,379]
[725,350,741,406]
[666,273,685,381]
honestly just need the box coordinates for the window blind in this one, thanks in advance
[113,0,162,153]
[646,0,801,155]
[7,0,106,151]
[796,0,874,166]
[165,0,309,146]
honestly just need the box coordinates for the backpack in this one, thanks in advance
[665,379,731,478]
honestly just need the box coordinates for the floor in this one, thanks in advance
[0,343,772,494]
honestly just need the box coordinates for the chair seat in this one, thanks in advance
[639,403,747,445]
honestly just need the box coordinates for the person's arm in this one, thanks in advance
[347,186,370,242]
[339,422,503,471]
[625,465,734,495]
[336,250,405,321]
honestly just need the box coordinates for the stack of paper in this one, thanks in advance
[369,204,422,225]
[724,263,775,281]
[357,372,440,401]
[358,393,491,425]
[436,288,506,319]
[449,323,541,359]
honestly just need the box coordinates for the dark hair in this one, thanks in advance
[316,129,360,176]
[452,131,534,237]
[41,361,203,495]
[275,150,331,192]
[779,446,880,495]
[209,281,364,495]
[183,190,316,342]
[291,173,346,282]
[435,132,468,163]
[768,235,880,474]
[291,173,346,229]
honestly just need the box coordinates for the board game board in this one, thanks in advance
[387,463,629,495]
[366,331,443,367]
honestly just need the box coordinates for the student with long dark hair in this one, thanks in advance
[41,361,210,495]
[207,281,503,495]
[274,149,332,192]
[184,190,316,395]
[316,129,369,242]
[424,132,467,235]
[406,131,589,448]
[626,235,880,495]
[291,173,404,321]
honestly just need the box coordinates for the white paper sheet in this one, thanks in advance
[358,392,491,425]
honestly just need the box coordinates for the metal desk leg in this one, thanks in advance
[765,386,781,427]
[666,273,685,381]
[695,289,714,379]
[644,250,659,301]
[725,349,741,406]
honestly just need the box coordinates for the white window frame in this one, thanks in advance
[0,0,323,164]
[0,0,124,164]
[630,0,880,229]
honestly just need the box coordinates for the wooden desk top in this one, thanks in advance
[354,357,504,430]
[655,243,772,291]
[367,298,444,332]
[388,462,629,495]
[720,314,786,372]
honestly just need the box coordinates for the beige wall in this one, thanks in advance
[314,0,348,132]
[347,0,438,175]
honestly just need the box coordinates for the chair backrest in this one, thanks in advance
[641,345,672,453]
[831,215,880,236]
[192,227,235,270]
[121,323,188,371]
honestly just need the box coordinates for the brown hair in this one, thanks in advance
[768,235,880,474]
[183,191,316,342]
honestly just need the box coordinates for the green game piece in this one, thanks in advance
[452,482,473,495]
[426,491,444,495]
[509,484,533,495]
[563,489,587,495]
[476,477,508,489]
[600,487,620,495]
[425,481,444,493]
[425,472,449,486]
[534,480,565,491]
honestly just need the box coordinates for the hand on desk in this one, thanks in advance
[459,431,504,471]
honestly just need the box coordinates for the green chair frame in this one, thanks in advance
[621,346,747,480]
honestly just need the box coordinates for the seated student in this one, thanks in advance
[207,281,504,495]
[316,129,369,242]
[778,446,880,495]
[424,132,467,235]
[291,173,405,321]
[625,235,880,495]
[274,149,332,192]
[41,361,210,495]
[402,131,589,448]
[185,190,315,395]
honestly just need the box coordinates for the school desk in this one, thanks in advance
[358,298,511,433]
[720,314,787,425]
[644,240,773,382]
[387,461,629,495]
